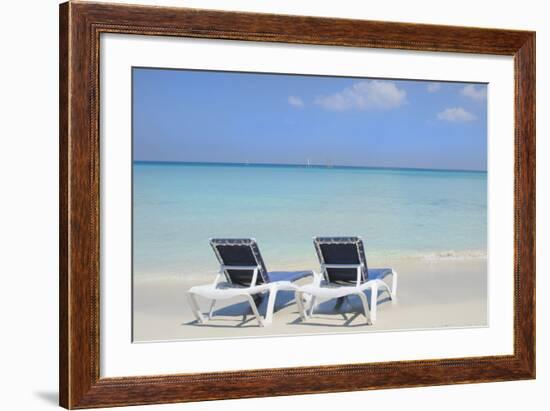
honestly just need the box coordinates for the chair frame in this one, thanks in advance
[296,238,398,324]
[188,240,313,326]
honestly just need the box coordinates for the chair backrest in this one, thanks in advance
[313,237,369,284]
[210,238,269,286]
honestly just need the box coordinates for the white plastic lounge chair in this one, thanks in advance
[295,237,397,325]
[187,238,314,326]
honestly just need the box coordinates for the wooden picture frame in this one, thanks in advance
[59,1,535,408]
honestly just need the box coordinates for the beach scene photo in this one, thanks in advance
[132,68,487,342]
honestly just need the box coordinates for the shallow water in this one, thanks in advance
[133,162,487,280]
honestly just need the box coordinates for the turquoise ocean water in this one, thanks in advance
[133,162,487,281]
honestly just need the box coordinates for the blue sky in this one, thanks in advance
[133,68,487,171]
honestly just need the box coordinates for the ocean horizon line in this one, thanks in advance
[133,160,487,174]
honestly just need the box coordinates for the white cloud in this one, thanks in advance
[427,83,441,93]
[314,80,406,111]
[460,84,487,101]
[288,95,304,108]
[437,107,476,122]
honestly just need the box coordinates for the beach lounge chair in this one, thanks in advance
[187,238,314,327]
[295,237,397,325]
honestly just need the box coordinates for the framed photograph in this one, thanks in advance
[59,2,535,408]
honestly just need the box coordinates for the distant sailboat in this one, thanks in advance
[306,158,311,168]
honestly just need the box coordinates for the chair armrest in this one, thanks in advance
[312,271,324,286]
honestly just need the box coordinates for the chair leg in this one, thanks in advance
[208,299,217,320]
[295,291,308,321]
[391,270,398,301]
[265,286,279,324]
[369,284,378,323]
[356,292,372,325]
[187,293,206,323]
[378,280,393,300]
[244,294,264,327]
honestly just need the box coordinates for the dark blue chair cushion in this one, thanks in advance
[210,238,269,285]
[314,237,369,284]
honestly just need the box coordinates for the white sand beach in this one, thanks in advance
[133,257,487,342]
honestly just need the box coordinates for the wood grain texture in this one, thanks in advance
[59,1,536,408]
[59,2,69,407]
[514,34,536,374]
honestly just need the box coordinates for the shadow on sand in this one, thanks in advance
[182,290,297,328]
[183,290,392,328]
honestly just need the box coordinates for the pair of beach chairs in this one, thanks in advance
[187,237,398,327]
